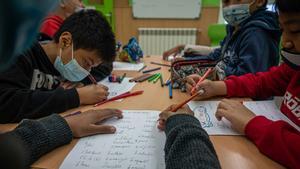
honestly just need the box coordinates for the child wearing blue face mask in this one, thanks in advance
[0,10,116,123]
[54,43,90,82]
[38,0,114,87]
[163,0,281,80]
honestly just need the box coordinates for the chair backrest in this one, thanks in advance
[207,24,226,46]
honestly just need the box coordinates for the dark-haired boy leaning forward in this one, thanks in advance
[0,10,116,123]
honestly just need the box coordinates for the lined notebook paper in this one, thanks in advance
[60,110,165,169]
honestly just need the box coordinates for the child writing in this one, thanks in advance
[39,0,113,84]
[185,0,300,168]
[0,10,116,123]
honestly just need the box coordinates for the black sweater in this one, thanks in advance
[0,43,112,123]
[0,114,221,169]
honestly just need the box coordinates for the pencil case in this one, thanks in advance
[170,59,217,92]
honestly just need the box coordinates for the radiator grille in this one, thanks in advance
[138,28,198,55]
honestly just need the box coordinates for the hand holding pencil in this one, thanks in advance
[76,84,109,105]
[190,68,213,95]
[157,104,194,130]
[170,68,219,112]
[185,75,228,101]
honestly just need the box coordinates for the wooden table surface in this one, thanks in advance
[0,56,285,169]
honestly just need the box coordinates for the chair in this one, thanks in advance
[207,24,226,46]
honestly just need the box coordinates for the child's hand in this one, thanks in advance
[215,99,256,134]
[76,84,109,105]
[185,75,227,100]
[157,104,194,130]
[65,109,123,138]
[162,45,185,60]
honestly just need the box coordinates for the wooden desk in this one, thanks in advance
[0,56,285,169]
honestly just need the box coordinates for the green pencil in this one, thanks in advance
[148,73,159,82]
[153,74,161,83]
[119,73,126,83]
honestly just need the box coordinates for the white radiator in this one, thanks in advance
[138,28,198,55]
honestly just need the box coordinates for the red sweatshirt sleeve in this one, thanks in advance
[245,116,300,169]
[224,64,293,99]
[40,15,63,38]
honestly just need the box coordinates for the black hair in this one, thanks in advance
[54,10,116,63]
[275,0,300,13]
[262,0,268,7]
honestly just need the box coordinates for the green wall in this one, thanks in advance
[83,0,115,32]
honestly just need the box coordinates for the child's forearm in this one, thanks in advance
[164,114,221,169]
[8,114,73,166]
[213,81,227,96]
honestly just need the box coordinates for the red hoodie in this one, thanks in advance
[225,63,300,169]
[40,15,64,38]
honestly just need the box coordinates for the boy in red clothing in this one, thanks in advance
[185,0,300,168]
[40,0,84,40]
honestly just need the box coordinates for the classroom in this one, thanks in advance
[0,0,299,169]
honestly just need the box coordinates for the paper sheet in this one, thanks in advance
[113,61,145,71]
[98,77,136,100]
[188,100,300,135]
[243,100,300,132]
[60,110,166,169]
[188,101,238,135]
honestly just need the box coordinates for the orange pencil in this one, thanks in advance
[190,68,213,95]
[171,91,200,112]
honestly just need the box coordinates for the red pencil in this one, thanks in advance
[94,92,130,107]
[94,90,144,107]
[63,111,82,117]
[88,74,97,84]
[190,68,213,94]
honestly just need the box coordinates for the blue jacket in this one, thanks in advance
[187,8,281,79]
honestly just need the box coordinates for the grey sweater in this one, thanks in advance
[164,114,221,169]
[0,114,220,169]
[0,114,73,169]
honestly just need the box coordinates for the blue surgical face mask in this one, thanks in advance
[223,3,251,26]
[54,45,90,82]
[281,49,300,70]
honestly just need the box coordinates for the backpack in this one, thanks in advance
[119,37,143,63]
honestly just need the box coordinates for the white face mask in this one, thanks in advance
[281,49,300,70]
[54,44,90,82]
[223,3,251,26]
